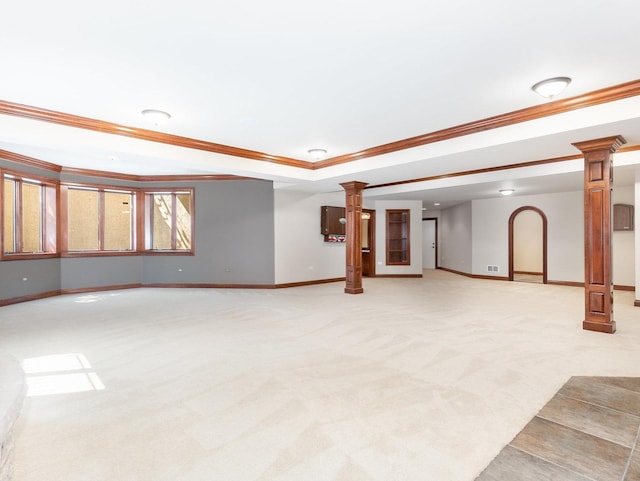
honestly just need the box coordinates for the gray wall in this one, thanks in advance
[61,257,143,290]
[0,258,61,300]
[141,179,275,285]
[1,156,275,302]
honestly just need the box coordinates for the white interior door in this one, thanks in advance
[422,219,436,269]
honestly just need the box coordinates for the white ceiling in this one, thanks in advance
[2,0,640,208]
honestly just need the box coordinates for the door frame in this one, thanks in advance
[363,208,376,277]
[422,217,438,269]
[508,206,547,283]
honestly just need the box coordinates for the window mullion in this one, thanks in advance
[148,194,154,250]
[98,190,106,250]
[15,180,24,252]
[171,194,177,250]
[38,183,44,252]
[39,184,46,253]
[130,192,137,251]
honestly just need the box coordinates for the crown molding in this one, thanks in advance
[366,143,640,190]
[315,79,640,169]
[366,154,584,190]
[4,143,639,189]
[138,174,259,182]
[0,100,311,169]
[60,166,259,183]
[5,141,639,189]
[0,148,62,172]
[60,166,140,182]
[0,153,261,183]
[2,79,640,175]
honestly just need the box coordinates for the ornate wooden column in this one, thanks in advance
[340,181,368,294]
[572,136,626,333]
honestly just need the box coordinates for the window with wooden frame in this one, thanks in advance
[143,189,194,253]
[62,184,136,254]
[2,172,57,258]
[386,209,410,265]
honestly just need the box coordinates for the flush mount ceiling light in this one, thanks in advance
[531,77,572,99]
[499,189,515,196]
[141,109,171,125]
[307,148,327,160]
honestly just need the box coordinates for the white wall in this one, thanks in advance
[472,191,584,281]
[373,200,423,275]
[613,186,635,287]
[439,202,472,273]
[422,210,441,221]
[274,184,637,287]
[274,192,422,283]
[274,190,346,284]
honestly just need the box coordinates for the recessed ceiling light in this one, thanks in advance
[499,189,515,196]
[141,109,171,125]
[307,148,327,160]
[434,202,440,206]
[531,77,571,99]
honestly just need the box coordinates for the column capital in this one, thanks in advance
[572,135,626,154]
[340,181,369,192]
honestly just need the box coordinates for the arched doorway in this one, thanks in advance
[508,206,547,284]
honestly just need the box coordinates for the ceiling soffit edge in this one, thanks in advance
[0,151,263,183]
[366,144,640,191]
[366,154,583,190]
[3,144,638,190]
[0,148,62,172]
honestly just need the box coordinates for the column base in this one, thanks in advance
[583,319,616,334]
[344,287,364,295]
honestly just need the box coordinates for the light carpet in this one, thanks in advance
[0,269,638,481]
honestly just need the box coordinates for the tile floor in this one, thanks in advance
[476,377,640,481]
